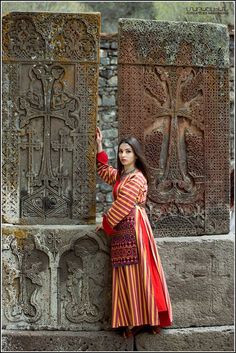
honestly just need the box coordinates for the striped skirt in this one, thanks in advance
[111,206,172,328]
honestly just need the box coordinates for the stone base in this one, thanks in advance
[136,325,235,352]
[2,330,134,352]
[156,232,234,328]
[2,326,234,352]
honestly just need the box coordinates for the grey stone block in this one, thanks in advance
[102,128,118,139]
[2,330,134,351]
[102,94,116,106]
[135,325,234,351]
[106,148,116,159]
[101,57,110,65]
[111,42,118,49]
[157,233,234,328]
[108,76,118,86]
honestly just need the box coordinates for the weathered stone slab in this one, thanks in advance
[118,19,230,236]
[157,233,234,328]
[2,330,134,351]
[2,12,101,224]
[2,225,112,331]
[118,20,229,67]
[135,325,234,351]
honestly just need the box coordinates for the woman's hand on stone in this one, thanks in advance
[96,127,103,153]
[95,223,104,232]
[96,127,103,145]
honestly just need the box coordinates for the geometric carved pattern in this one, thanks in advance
[118,19,230,236]
[2,13,101,224]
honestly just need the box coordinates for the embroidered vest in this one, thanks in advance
[111,208,139,267]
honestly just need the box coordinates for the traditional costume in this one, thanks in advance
[97,150,172,329]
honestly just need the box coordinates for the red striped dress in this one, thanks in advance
[97,151,173,329]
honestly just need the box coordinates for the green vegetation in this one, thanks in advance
[2,1,234,32]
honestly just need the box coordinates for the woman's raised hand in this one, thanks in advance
[96,127,103,152]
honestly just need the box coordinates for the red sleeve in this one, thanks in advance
[96,150,117,186]
[97,151,108,164]
[102,214,118,236]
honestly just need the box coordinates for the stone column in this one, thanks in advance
[118,19,230,237]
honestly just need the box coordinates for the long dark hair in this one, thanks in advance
[117,136,150,184]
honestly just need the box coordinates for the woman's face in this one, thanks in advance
[118,143,136,168]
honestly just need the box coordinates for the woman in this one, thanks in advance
[95,127,172,337]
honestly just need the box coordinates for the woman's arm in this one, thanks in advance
[96,127,117,185]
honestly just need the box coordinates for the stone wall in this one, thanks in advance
[97,28,235,216]
[96,33,118,215]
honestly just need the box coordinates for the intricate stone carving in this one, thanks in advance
[64,237,102,323]
[118,20,230,236]
[2,226,111,330]
[54,18,97,61]
[45,232,62,260]
[204,69,230,234]
[2,13,100,62]
[2,13,100,224]
[2,63,21,223]
[2,16,45,60]
[18,64,78,219]
[144,66,204,204]
[2,233,48,324]
[59,234,111,329]
[185,130,204,177]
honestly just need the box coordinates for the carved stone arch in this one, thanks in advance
[58,233,111,329]
[2,232,50,326]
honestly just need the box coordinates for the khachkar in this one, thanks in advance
[118,19,230,237]
[2,12,100,225]
[2,12,113,337]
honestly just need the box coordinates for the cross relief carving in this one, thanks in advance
[144,66,204,204]
[19,64,79,218]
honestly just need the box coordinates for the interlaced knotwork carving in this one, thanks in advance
[3,13,100,63]
[118,20,230,236]
[185,131,204,177]
[2,13,100,224]
[54,18,97,61]
[2,64,20,222]
[204,68,230,234]
[144,130,163,170]
[2,16,45,60]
